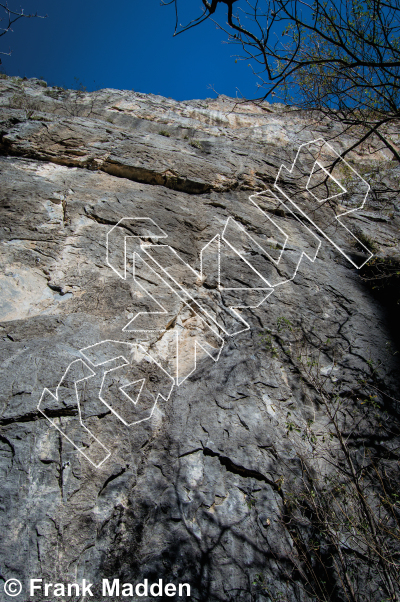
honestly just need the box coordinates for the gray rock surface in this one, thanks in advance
[0,77,399,601]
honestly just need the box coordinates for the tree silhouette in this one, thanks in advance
[0,2,45,63]
[164,0,400,162]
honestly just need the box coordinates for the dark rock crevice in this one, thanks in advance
[201,446,284,499]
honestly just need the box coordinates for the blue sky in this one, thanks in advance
[1,1,259,100]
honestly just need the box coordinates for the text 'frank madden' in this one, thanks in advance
[30,579,191,597]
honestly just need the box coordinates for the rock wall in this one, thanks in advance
[0,77,399,601]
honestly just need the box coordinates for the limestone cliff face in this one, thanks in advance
[0,77,399,601]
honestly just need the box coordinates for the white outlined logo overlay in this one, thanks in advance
[38,139,373,467]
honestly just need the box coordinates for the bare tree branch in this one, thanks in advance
[164,0,400,162]
[0,2,45,61]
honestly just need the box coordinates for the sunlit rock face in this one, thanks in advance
[0,77,399,601]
